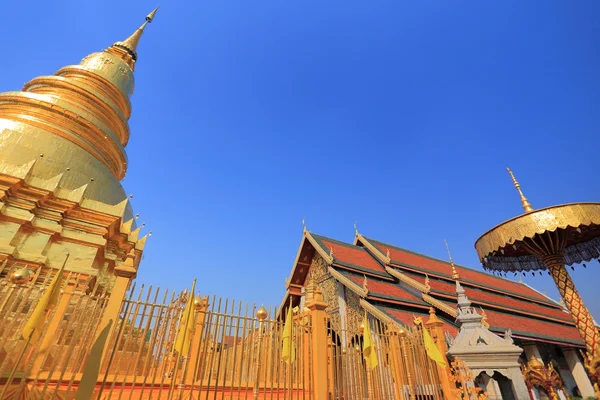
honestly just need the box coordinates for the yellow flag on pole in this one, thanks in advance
[362,314,378,370]
[281,303,296,364]
[423,327,447,368]
[22,254,69,344]
[173,281,197,356]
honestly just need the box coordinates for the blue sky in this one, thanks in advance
[2,1,599,319]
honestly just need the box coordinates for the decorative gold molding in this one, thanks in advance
[422,293,458,318]
[385,266,430,293]
[356,234,391,264]
[359,299,394,325]
[328,267,368,298]
[306,232,334,264]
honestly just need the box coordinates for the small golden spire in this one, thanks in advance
[114,7,159,59]
[444,239,460,280]
[506,168,534,213]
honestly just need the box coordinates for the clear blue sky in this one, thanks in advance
[2,1,599,319]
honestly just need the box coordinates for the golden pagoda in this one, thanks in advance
[0,10,158,280]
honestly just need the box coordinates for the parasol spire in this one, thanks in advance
[444,239,460,280]
[506,168,534,213]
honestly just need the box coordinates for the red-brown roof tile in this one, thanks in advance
[484,309,583,346]
[341,270,425,305]
[399,271,572,323]
[368,239,551,303]
[311,234,388,277]
[381,307,459,336]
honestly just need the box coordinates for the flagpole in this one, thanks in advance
[177,278,197,400]
[364,311,374,400]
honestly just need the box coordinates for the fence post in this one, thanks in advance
[386,325,405,400]
[186,296,209,383]
[424,308,453,398]
[94,265,136,363]
[305,281,329,400]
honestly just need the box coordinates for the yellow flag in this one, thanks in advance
[362,316,378,369]
[423,328,447,368]
[22,256,68,344]
[281,305,296,364]
[174,284,196,356]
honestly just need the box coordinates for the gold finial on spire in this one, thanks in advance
[444,239,460,280]
[506,168,534,213]
[114,6,159,60]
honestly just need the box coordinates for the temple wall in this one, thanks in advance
[304,255,368,342]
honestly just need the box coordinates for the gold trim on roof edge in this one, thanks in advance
[385,266,430,293]
[359,299,394,325]
[328,267,368,298]
[422,294,458,318]
[475,203,600,261]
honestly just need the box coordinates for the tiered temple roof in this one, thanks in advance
[284,229,584,347]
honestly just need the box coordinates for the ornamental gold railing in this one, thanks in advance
[0,268,459,399]
[328,319,446,400]
[0,277,314,399]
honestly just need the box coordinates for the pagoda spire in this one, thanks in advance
[110,7,159,68]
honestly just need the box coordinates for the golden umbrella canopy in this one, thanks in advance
[474,168,600,396]
[476,201,600,274]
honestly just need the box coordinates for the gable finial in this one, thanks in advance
[424,274,431,291]
[386,248,390,259]
[444,239,460,280]
[480,307,490,329]
[506,168,534,213]
[354,221,358,236]
[329,246,334,260]
[302,217,307,233]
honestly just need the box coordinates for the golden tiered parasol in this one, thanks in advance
[475,169,600,395]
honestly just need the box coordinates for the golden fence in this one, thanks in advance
[0,278,315,399]
[328,320,445,400]
[0,271,463,399]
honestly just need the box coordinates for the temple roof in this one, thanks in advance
[286,229,584,347]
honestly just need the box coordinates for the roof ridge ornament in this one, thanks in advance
[506,167,534,213]
[363,274,368,292]
[302,217,307,233]
[444,239,460,280]
[354,221,358,237]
